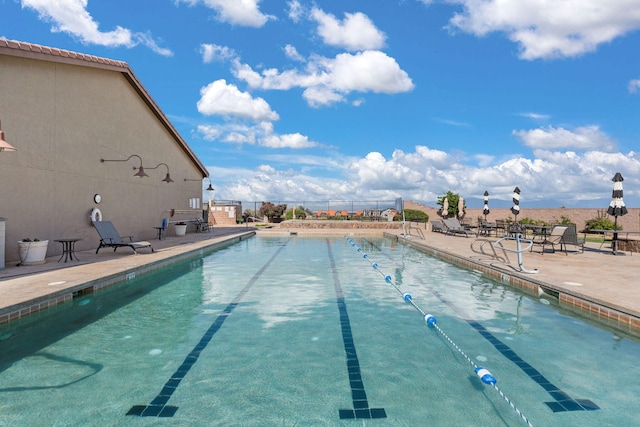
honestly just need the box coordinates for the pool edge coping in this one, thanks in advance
[0,232,255,325]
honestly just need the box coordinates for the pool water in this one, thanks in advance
[0,236,639,426]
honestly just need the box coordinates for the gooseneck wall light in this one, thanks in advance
[0,119,17,152]
[139,162,174,183]
[100,154,148,177]
[184,177,214,191]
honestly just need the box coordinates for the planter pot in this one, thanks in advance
[175,224,187,236]
[17,240,49,265]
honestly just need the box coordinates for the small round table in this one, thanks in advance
[55,238,82,262]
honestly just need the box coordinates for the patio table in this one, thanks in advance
[477,222,497,237]
[54,238,82,262]
[589,230,640,255]
[525,225,553,242]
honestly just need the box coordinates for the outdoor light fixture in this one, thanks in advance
[0,119,17,152]
[100,154,148,178]
[184,177,215,191]
[143,162,174,183]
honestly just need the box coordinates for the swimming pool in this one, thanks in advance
[0,235,638,426]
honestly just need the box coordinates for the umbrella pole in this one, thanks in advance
[612,216,620,255]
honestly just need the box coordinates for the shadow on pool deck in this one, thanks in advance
[1,225,639,337]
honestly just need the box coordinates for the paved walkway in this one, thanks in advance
[0,227,256,323]
[1,225,639,336]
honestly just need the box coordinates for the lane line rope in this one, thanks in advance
[345,236,533,427]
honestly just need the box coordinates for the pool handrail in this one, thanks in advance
[493,234,538,274]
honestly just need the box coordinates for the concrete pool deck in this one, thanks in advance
[1,225,639,337]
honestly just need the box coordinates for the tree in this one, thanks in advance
[437,191,464,218]
[259,202,287,222]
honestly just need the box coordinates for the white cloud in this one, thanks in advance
[200,43,237,63]
[520,112,551,120]
[197,79,279,121]
[233,50,414,107]
[196,119,317,149]
[513,125,616,151]
[433,117,471,127]
[628,79,640,93]
[445,0,640,59]
[177,0,274,27]
[211,143,640,208]
[287,0,303,23]
[22,0,172,55]
[261,132,317,149]
[196,124,223,141]
[283,44,304,61]
[310,7,386,51]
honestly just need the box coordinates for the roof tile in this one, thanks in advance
[0,38,128,69]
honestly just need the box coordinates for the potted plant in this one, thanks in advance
[17,238,49,266]
[174,222,187,236]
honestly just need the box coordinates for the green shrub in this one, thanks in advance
[285,207,307,220]
[553,215,573,225]
[400,209,429,222]
[584,217,620,231]
[518,217,550,226]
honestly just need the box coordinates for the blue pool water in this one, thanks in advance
[0,235,639,426]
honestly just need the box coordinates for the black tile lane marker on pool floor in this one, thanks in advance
[361,237,599,414]
[126,242,289,418]
[326,240,387,420]
[467,321,599,413]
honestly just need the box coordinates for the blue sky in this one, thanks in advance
[2,0,640,210]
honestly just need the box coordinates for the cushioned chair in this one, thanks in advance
[533,226,567,255]
[93,220,154,254]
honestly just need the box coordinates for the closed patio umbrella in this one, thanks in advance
[607,172,628,255]
[511,187,520,222]
[483,191,490,221]
[457,196,465,219]
[441,197,449,218]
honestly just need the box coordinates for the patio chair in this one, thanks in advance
[153,218,169,240]
[561,224,585,253]
[533,226,567,255]
[93,220,154,254]
[442,218,475,237]
[195,218,211,233]
[431,220,445,233]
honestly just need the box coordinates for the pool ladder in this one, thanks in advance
[400,222,425,240]
[471,233,538,274]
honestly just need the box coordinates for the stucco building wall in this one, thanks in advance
[0,40,208,263]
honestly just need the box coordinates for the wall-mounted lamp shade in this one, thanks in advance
[0,120,17,152]
[146,162,174,183]
[133,165,149,178]
[100,154,148,178]
[185,177,214,191]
